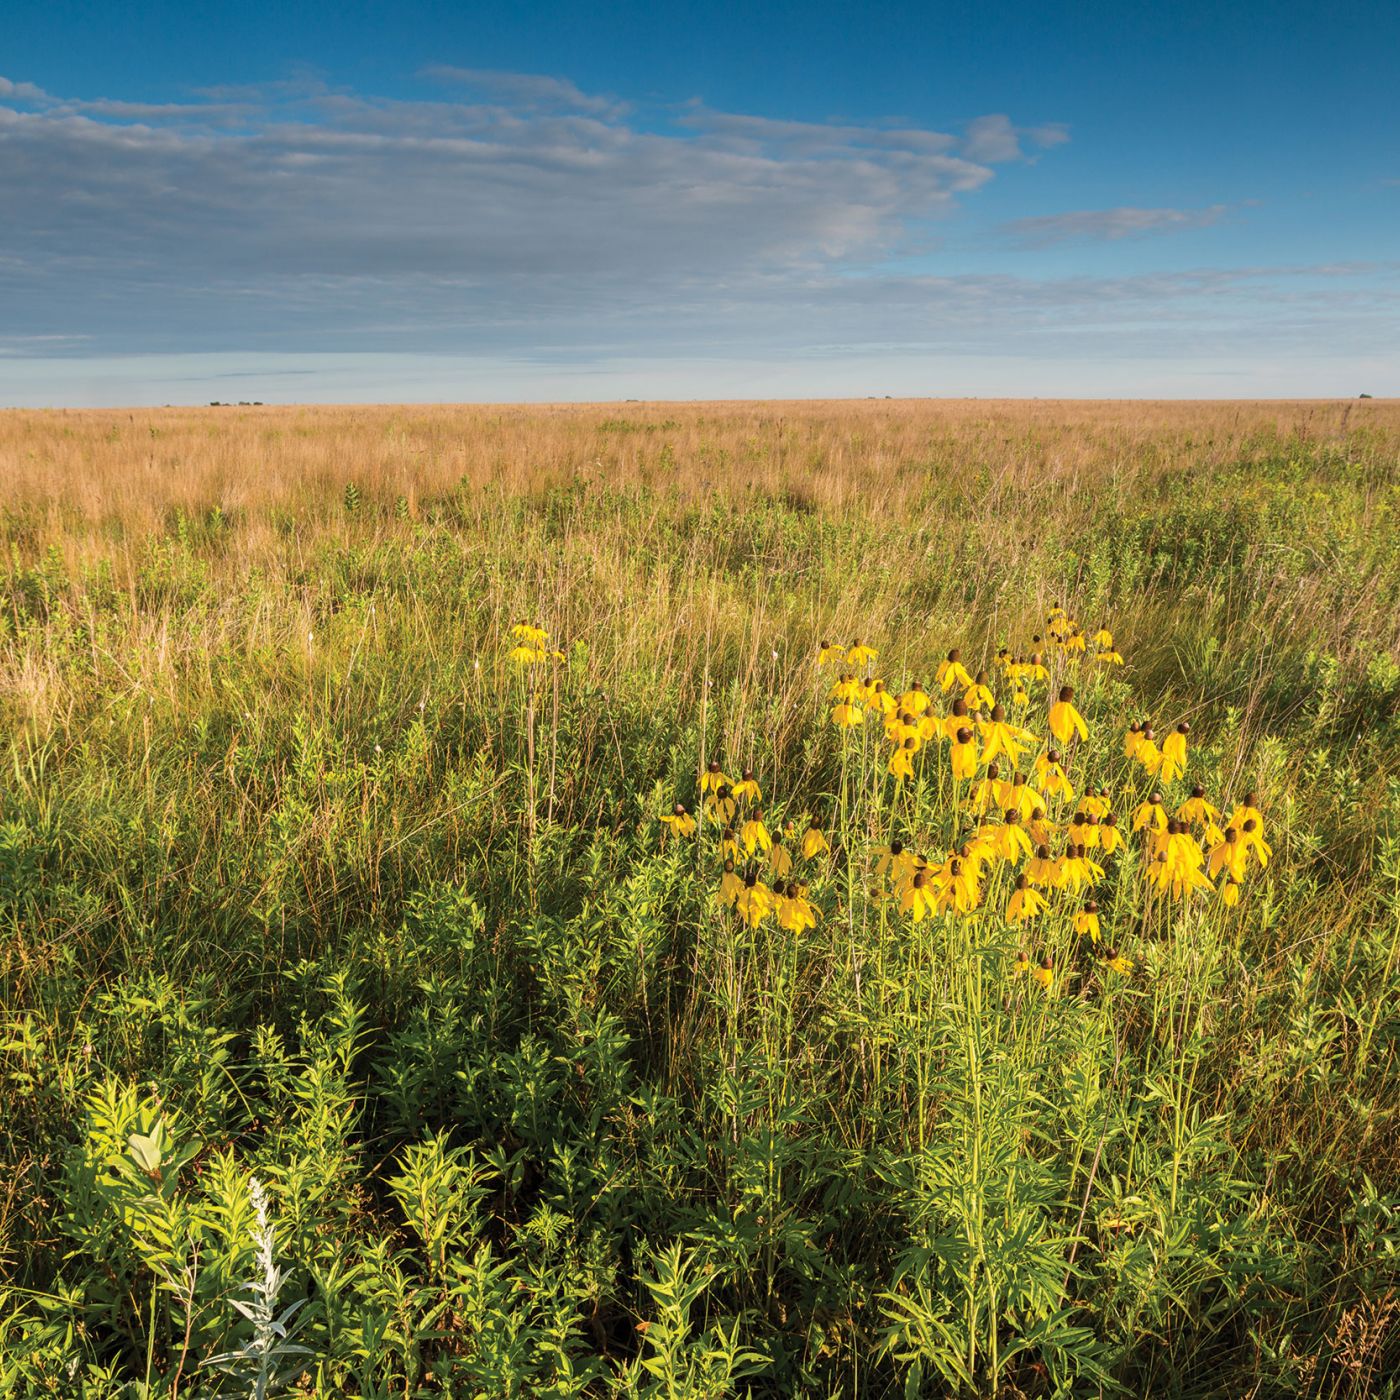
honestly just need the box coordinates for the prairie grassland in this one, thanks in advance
[1,398,1398,1396]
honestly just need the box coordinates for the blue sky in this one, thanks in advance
[2,0,1397,404]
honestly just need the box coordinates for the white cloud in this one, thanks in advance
[0,76,51,102]
[1003,204,1230,246]
[962,113,1069,163]
[1,69,1394,400]
[421,65,627,118]
[0,70,1028,335]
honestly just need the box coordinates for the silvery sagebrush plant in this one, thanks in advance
[202,1176,311,1399]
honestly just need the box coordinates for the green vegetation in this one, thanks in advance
[1,402,1398,1395]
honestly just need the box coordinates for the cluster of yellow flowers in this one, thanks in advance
[661,764,830,933]
[508,621,565,666]
[650,603,1269,994]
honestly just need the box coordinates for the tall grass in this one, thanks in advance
[1,399,1398,1395]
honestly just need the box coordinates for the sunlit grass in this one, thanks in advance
[0,399,1397,1395]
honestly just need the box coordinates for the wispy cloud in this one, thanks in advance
[421,65,628,118]
[0,76,50,102]
[962,113,1070,163]
[0,68,1049,352]
[1,68,1394,402]
[1002,204,1230,247]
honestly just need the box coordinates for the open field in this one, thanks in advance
[2,398,1399,1395]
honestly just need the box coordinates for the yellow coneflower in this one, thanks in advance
[1057,843,1090,894]
[980,704,1034,766]
[1095,648,1125,666]
[1082,786,1112,819]
[876,838,916,885]
[510,622,548,646]
[900,868,935,923]
[1074,899,1101,942]
[969,762,1002,816]
[964,670,996,713]
[1008,772,1044,821]
[1132,792,1168,832]
[941,698,969,742]
[938,648,975,693]
[949,726,979,781]
[1006,873,1047,924]
[963,823,996,868]
[1012,949,1031,979]
[768,842,793,879]
[1146,855,1211,900]
[996,810,1034,863]
[740,810,772,855]
[700,760,728,795]
[717,859,742,908]
[1101,945,1134,975]
[886,711,920,748]
[1048,685,1088,745]
[831,702,864,729]
[719,827,739,862]
[957,845,991,912]
[731,768,762,803]
[867,680,898,717]
[705,784,737,825]
[1147,820,1212,898]
[1027,843,1057,887]
[930,851,979,914]
[1209,829,1247,883]
[735,870,771,928]
[831,673,863,703]
[659,803,697,838]
[1099,813,1123,856]
[1123,721,1143,759]
[1092,625,1114,650]
[1227,795,1271,867]
[774,880,818,933]
[789,880,818,930]
[900,680,931,715]
[1218,874,1241,906]
[1023,651,1050,684]
[1035,749,1075,802]
[817,640,846,666]
[1177,784,1220,827]
[1160,722,1189,783]
[974,812,1004,852]
[801,825,829,860]
[1228,791,1265,833]
[1134,727,1162,777]
[1237,816,1272,869]
[1033,954,1055,992]
[510,643,544,665]
[846,639,879,668]
[889,739,917,782]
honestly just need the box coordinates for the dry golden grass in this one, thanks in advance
[3,397,1397,750]
[4,397,1396,536]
